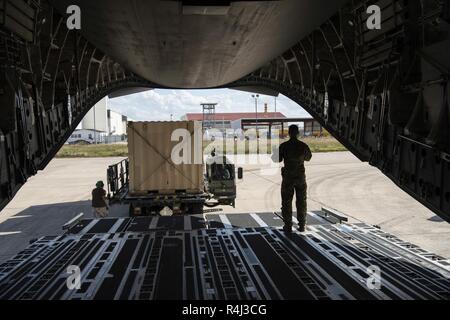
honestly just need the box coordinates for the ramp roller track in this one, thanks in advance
[0,213,448,300]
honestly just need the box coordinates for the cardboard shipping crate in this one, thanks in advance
[128,121,204,194]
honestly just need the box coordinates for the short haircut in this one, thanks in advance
[288,124,299,137]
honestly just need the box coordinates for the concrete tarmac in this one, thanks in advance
[0,152,449,263]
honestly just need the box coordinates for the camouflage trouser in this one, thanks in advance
[281,176,307,227]
[92,207,108,218]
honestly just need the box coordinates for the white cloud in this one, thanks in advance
[108,88,311,121]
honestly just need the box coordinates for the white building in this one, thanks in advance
[81,97,108,132]
[71,97,127,144]
[107,109,127,135]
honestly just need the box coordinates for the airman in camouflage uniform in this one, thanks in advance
[276,125,312,232]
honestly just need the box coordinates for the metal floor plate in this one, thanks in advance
[0,213,448,300]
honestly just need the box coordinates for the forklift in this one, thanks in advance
[106,149,242,216]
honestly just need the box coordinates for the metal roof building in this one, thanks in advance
[182,112,286,122]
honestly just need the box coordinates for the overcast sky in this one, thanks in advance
[108,88,311,121]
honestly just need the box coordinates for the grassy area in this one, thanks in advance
[204,136,346,154]
[56,137,346,158]
[56,143,128,158]
[301,136,347,153]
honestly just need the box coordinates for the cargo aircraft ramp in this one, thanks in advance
[0,211,448,300]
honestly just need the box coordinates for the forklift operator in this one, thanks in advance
[211,163,233,180]
[275,124,312,233]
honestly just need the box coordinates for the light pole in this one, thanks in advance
[93,104,96,144]
[251,94,259,137]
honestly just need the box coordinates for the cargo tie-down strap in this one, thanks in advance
[128,126,199,190]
